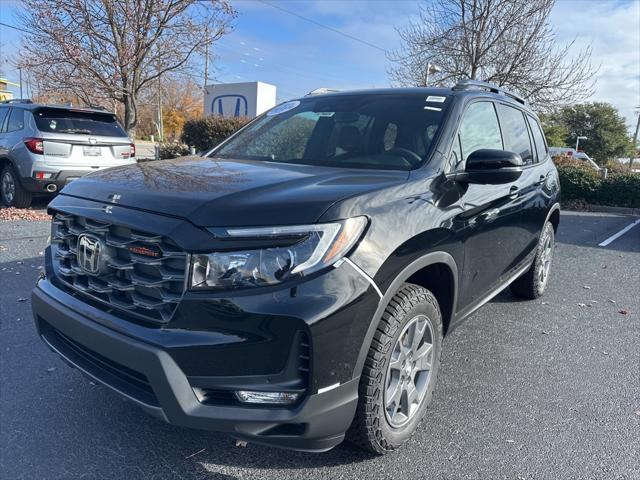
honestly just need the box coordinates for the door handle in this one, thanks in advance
[509,185,519,198]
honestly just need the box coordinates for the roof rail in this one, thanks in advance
[452,79,525,105]
[0,98,33,104]
[306,87,341,96]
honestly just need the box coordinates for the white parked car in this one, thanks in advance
[549,147,600,171]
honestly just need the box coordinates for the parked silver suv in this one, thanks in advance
[0,100,136,208]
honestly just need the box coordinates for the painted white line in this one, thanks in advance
[598,218,640,247]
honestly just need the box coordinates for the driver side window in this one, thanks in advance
[452,101,503,171]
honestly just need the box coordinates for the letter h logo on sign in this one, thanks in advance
[212,95,249,118]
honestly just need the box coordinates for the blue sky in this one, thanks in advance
[1,0,639,128]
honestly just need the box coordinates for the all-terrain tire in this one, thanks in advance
[347,283,443,454]
[510,221,555,299]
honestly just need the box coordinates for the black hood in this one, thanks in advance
[59,156,409,227]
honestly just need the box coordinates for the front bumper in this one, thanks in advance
[32,273,373,452]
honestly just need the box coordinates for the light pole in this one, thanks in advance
[575,135,587,151]
[630,107,639,169]
[425,63,441,86]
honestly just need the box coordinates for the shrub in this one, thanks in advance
[598,173,640,208]
[552,155,640,208]
[555,161,601,203]
[159,142,190,160]
[181,116,250,152]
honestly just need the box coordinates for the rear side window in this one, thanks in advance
[0,108,8,132]
[497,104,534,165]
[458,101,503,162]
[33,108,127,137]
[527,115,548,161]
[6,108,25,132]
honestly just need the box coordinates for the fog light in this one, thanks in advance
[235,390,300,405]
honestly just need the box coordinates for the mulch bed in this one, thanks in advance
[0,207,51,222]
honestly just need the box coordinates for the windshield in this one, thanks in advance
[33,108,127,137]
[213,94,447,170]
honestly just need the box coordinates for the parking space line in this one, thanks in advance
[598,218,640,247]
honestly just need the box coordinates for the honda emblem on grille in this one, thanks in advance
[77,234,103,275]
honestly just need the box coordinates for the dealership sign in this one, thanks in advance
[204,81,276,119]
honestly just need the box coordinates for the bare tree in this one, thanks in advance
[388,0,597,111]
[17,0,235,135]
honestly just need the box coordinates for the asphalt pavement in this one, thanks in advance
[1,210,638,480]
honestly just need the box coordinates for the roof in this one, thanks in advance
[300,81,529,108]
[0,101,115,114]
[0,78,20,87]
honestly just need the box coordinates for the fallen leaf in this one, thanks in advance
[17,298,27,302]
[46,367,56,372]
[608,299,617,304]
[235,440,248,448]
[541,330,549,335]
[634,410,640,417]
[583,285,591,290]
[618,309,629,315]
[601,351,609,355]
[577,303,587,307]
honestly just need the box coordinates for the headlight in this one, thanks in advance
[190,217,367,290]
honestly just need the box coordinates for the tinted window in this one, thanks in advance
[498,104,534,164]
[459,102,503,163]
[527,115,548,161]
[215,95,447,171]
[33,108,127,137]
[0,108,8,132]
[6,108,24,132]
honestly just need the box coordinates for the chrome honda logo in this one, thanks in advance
[77,234,102,275]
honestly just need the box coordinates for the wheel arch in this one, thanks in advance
[352,251,458,380]
[0,156,12,171]
[547,203,560,233]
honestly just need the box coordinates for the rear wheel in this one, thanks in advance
[510,221,555,299]
[1,165,32,208]
[347,283,443,454]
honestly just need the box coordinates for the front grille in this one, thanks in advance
[51,211,188,323]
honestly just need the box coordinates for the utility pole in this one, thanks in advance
[19,68,23,98]
[157,74,164,142]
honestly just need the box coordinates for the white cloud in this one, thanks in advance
[551,0,640,130]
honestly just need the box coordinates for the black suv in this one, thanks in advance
[32,80,560,454]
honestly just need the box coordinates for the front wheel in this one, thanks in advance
[510,221,555,299]
[347,284,443,454]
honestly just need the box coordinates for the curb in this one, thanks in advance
[562,204,640,216]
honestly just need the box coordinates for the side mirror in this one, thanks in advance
[451,149,523,184]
